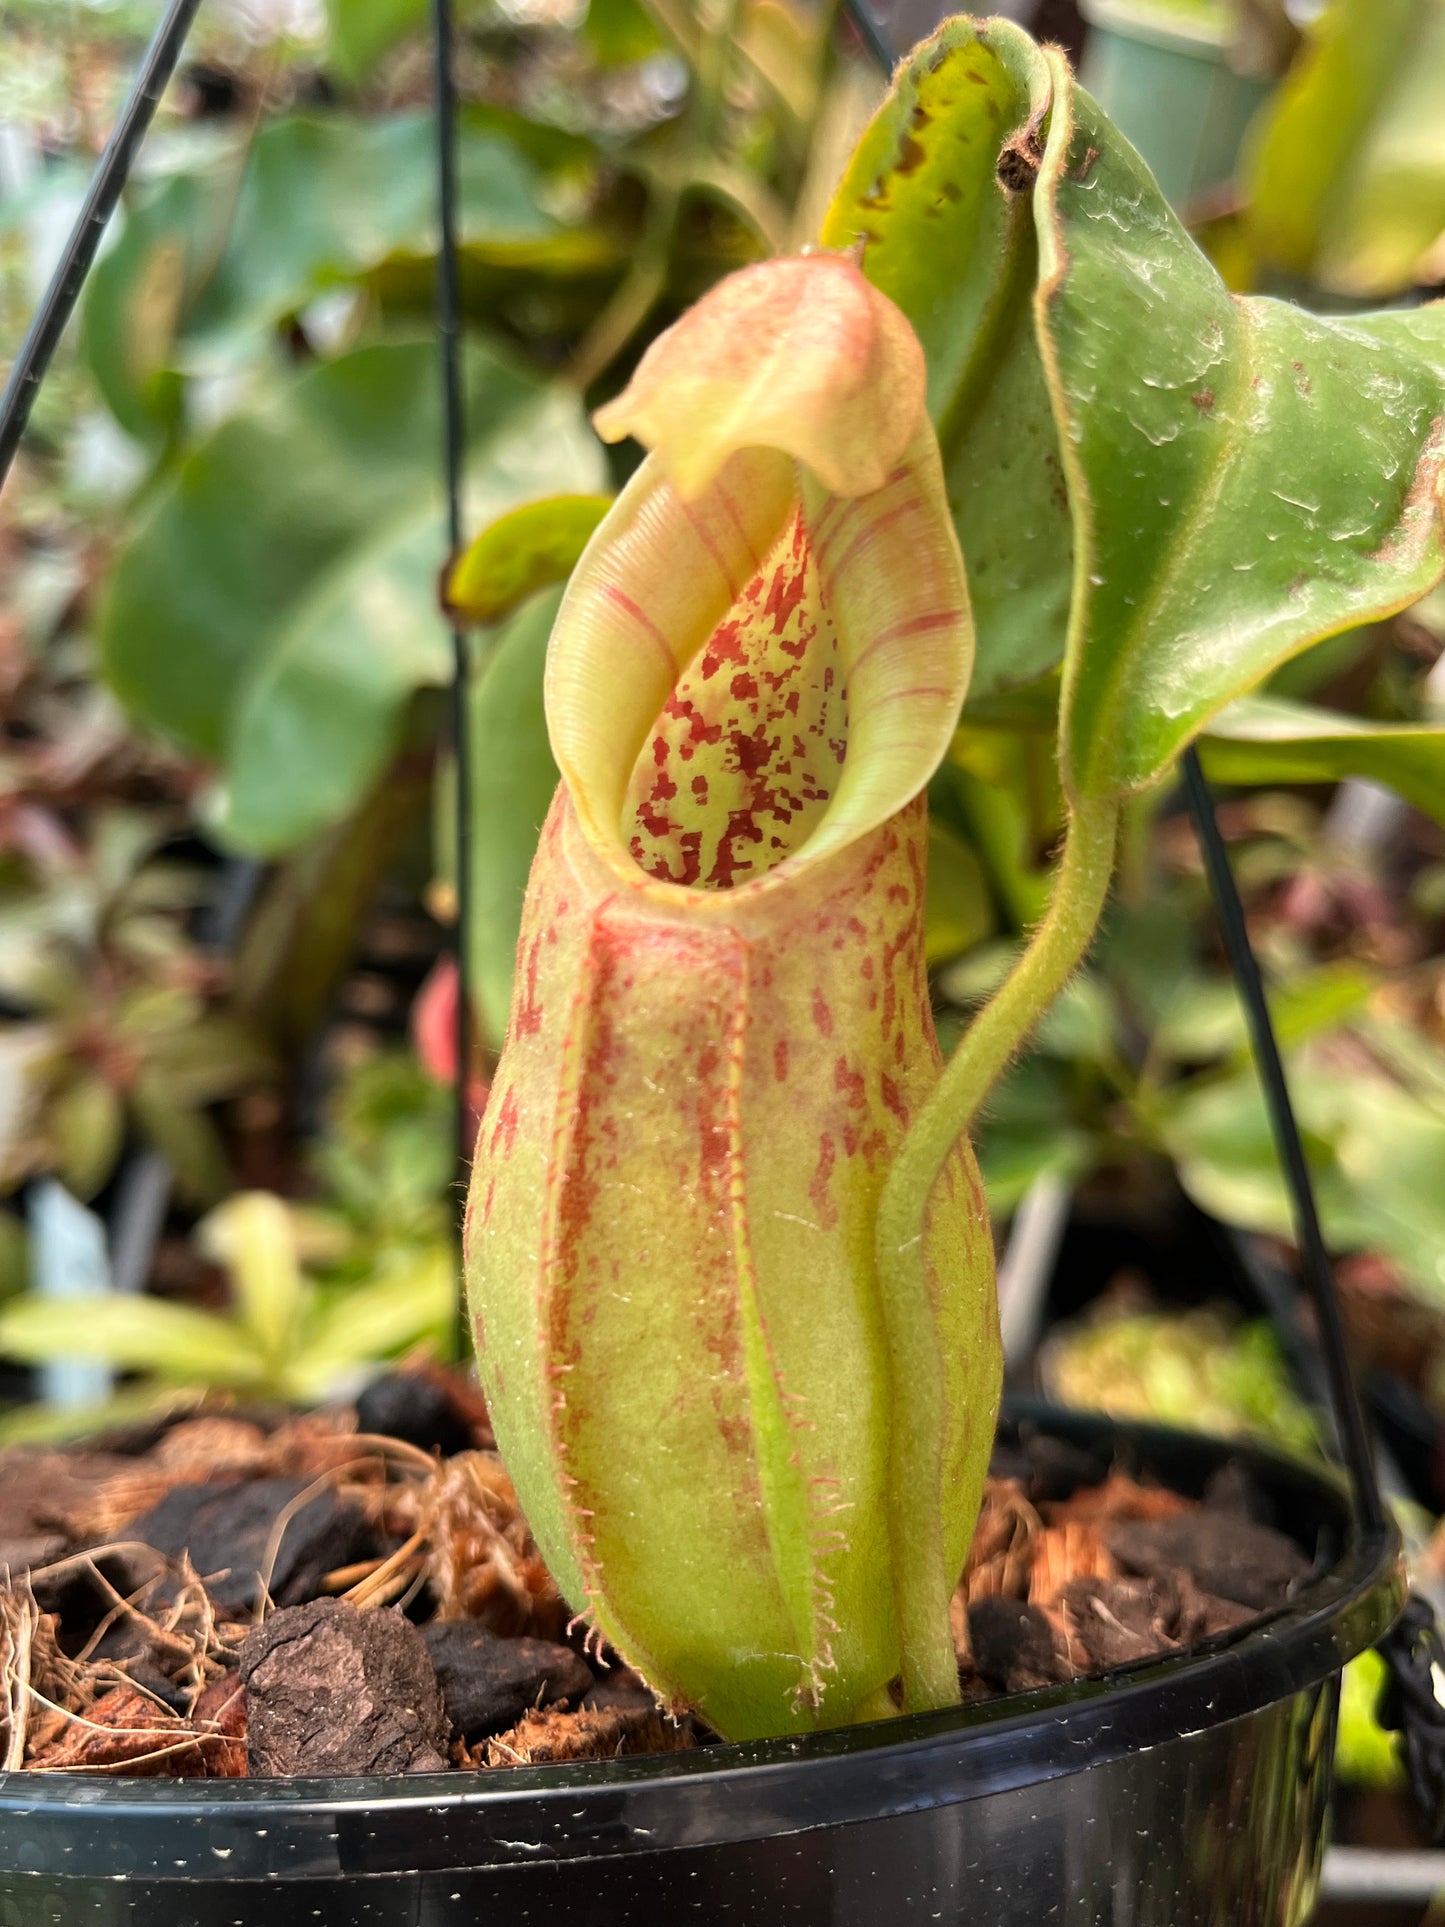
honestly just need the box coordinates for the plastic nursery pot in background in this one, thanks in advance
[0,1406,1401,1927]
[1079,0,1270,210]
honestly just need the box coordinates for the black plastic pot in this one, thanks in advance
[0,1404,1400,1927]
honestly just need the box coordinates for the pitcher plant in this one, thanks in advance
[466,14,1445,1744]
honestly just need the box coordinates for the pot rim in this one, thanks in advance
[0,1405,1401,1882]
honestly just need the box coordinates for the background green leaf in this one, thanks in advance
[101,338,604,854]
[448,493,612,625]
[1160,1064,1445,1300]
[467,587,565,1045]
[83,110,610,435]
[82,168,227,443]
[924,820,995,968]
[1242,0,1445,298]
[1200,695,1445,825]
[198,1191,306,1367]
[294,1245,453,1392]
[323,0,429,82]
[0,1294,266,1385]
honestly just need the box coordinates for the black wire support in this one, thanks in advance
[839,0,896,82]
[432,0,475,1355]
[0,0,204,491]
[1179,748,1385,1534]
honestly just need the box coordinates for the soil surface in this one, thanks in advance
[0,1373,1310,1776]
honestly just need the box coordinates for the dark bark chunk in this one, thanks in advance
[356,1372,475,1459]
[1102,1510,1308,1611]
[128,1476,376,1615]
[1020,1432,1108,1506]
[421,1623,592,1741]
[967,1597,1063,1692]
[239,1599,449,1776]
[581,1665,659,1715]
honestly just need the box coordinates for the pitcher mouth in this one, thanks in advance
[536,254,975,911]
[546,431,973,913]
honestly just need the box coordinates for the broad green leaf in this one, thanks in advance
[101,338,604,854]
[1162,1064,1445,1300]
[184,114,567,354]
[1332,1079,1445,1299]
[0,1294,267,1386]
[1033,60,1445,803]
[448,493,612,625]
[1033,971,1119,1067]
[82,169,225,442]
[1150,979,1252,1062]
[972,1057,1095,1216]
[1243,0,1445,298]
[836,20,1445,800]
[198,1192,306,1366]
[1148,961,1376,1066]
[821,20,1072,701]
[231,756,431,1047]
[1159,1071,1369,1250]
[293,1244,454,1391]
[943,722,1060,928]
[84,111,608,423]
[467,587,565,1045]
[1200,695,1445,826]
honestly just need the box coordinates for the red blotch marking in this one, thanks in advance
[489,1085,521,1159]
[809,1131,839,1231]
[881,1073,907,1126]
[834,1055,867,1110]
[624,511,845,890]
[773,1038,788,1082]
[811,989,834,1037]
[513,934,544,1039]
[765,521,813,632]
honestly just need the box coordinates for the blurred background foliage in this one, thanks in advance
[0,0,1442,1653]
[0,0,1441,1849]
